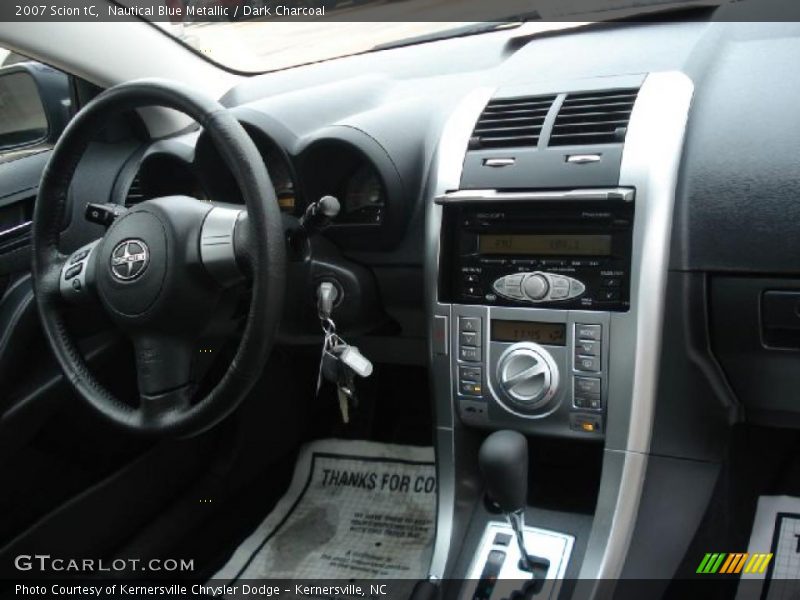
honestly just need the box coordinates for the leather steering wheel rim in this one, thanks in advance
[31,79,286,436]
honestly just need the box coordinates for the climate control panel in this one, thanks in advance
[451,306,609,438]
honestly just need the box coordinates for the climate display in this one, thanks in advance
[491,320,567,346]
[478,234,612,256]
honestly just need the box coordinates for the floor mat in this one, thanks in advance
[736,495,800,600]
[212,439,436,584]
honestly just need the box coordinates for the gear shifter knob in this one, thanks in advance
[479,430,528,512]
[479,430,546,575]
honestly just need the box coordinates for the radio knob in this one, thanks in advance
[522,274,549,301]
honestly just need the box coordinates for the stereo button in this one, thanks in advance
[506,273,524,287]
[64,264,83,280]
[504,274,525,299]
[493,275,525,300]
[463,285,481,297]
[549,275,571,300]
[523,274,549,301]
[570,279,586,298]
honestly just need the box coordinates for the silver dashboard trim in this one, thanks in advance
[0,220,32,243]
[425,87,495,581]
[567,154,602,165]
[462,521,574,599]
[483,158,516,168]
[199,206,244,287]
[435,187,634,204]
[580,71,695,582]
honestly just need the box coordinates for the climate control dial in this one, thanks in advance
[495,342,560,414]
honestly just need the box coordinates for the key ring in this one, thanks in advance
[321,317,336,336]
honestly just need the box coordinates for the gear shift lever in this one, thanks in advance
[479,430,542,573]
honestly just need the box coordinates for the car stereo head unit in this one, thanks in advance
[440,197,634,311]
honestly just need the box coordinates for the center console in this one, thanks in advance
[425,71,695,594]
[437,191,633,439]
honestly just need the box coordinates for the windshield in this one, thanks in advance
[148,0,715,73]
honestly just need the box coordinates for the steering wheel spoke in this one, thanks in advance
[200,206,248,287]
[59,239,102,305]
[133,334,195,411]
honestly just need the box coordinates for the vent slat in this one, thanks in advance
[558,101,636,112]
[569,91,637,102]
[477,116,547,126]
[548,119,629,129]
[474,125,544,135]
[470,94,556,150]
[483,101,553,111]
[549,88,639,147]
[550,131,626,141]
[124,175,146,207]
[481,107,551,117]
[478,136,540,147]
[553,110,633,120]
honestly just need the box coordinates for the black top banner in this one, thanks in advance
[1,0,799,23]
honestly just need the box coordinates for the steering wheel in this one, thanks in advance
[31,79,286,436]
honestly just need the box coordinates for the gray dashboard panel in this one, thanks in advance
[674,22,800,274]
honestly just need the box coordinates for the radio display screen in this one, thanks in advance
[478,234,612,256]
[491,320,566,346]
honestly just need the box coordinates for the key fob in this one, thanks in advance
[321,348,341,383]
[338,345,373,378]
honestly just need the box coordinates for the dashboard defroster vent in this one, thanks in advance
[549,88,639,146]
[469,95,557,150]
[124,174,145,207]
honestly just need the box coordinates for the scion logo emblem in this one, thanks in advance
[110,240,149,281]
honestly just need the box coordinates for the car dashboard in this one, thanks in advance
[71,13,800,587]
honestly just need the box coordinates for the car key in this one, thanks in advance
[321,345,341,385]
[337,383,352,424]
[335,352,360,424]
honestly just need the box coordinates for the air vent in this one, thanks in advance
[549,88,638,147]
[124,175,145,207]
[469,95,557,150]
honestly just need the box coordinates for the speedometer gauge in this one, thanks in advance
[342,164,384,224]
